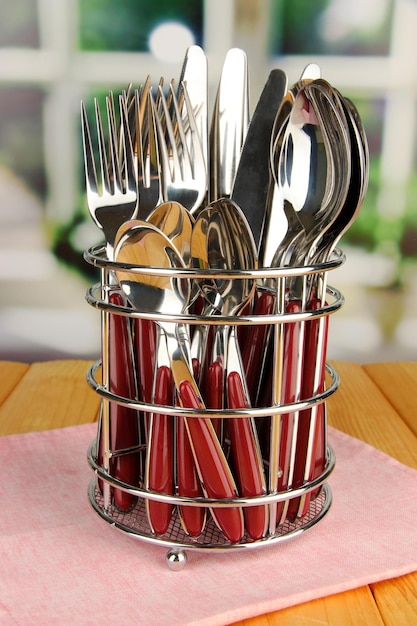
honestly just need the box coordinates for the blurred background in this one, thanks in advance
[1,0,416,363]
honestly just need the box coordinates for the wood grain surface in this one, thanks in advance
[1,359,416,624]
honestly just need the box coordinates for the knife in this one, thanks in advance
[145,334,174,535]
[176,354,206,538]
[231,68,287,251]
[209,48,249,202]
[226,327,268,541]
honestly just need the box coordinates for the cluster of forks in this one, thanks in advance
[81,75,207,256]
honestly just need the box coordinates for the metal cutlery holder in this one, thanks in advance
[84,244,344,568]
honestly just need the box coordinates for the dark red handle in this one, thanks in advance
[176,417,206,537]
[241,291,275,405]
[227,371,267,540]
[276,299,302,524]
[176,356,206,538]
[134,317,157,448]
[108,292,140,512]
[179,380,244,544]
[146,365,174,535]
[287,298,329,520]
[206,358,223,437]
[134,318,157,404]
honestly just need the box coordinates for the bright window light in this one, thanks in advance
[148,21,195,63]
[320,0,390,42]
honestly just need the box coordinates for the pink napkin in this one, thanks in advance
[1,423,417,626]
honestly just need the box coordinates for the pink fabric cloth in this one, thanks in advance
[1,423,417,625]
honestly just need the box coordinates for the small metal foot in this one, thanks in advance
[166,549,187,570]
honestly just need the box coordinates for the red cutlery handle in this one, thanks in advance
[241,290,275,404]
[288,298,329,519]
[176,416,206,537]
[134,318,157,448]
[206,358,223,437]
[178,380,244,543]
[134,318,157,405]
[276,299,302,524]
[227,371,268,540]
[108,292,140,512]
[146,365,174,535]
[176,351,206,537]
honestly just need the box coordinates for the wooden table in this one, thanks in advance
[1,359,416,624]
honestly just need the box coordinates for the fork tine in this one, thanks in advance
[106,94,123,193]
[80,101,99,198]
[146,90,160,190]
[135,88,163,218]
[154,80,207,213]
[134,89,145,184]
[169,82,193,178]
[181,80,205,175]
[119,94,137,197]
[157,84,182,181]
[129,76,151,152]
[149,87,168,201]
[94,98,112,195]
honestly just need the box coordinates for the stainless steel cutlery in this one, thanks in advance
[82,45,368,547]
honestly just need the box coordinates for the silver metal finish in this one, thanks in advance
[81,95,138,260]
[81,55,365,564]
[147,201,194,266]
[131,83,164,220]
[113,222,244,540]
[155,82,207,215]
[166,549,187,570]
[81,94,138,510]
[87,470,334,551]
[85,246,342,563]
[209,48,249,201]
[231,68,287,251]
[178,44,208,172]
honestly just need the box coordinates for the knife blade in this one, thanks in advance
[231,68,287,251]
[209,48,249,202]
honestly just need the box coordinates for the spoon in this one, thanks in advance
[147,202,204,537]
[114,221,244,543]
[259,64,321,267]
[261,73,321,268]
[198,198,257,372]
[192,198,268,540]
[115,207,204,537]
[311,87,368,262]
[147,201,194,265]
[288,90,369,520]
[274,83,351,269]
[266,81,351,528]
[190,198,255,383]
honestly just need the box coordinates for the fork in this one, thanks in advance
[81,95,141,511]
[81,94,138,259]
[155,80,207,214]
[123,78,163,220]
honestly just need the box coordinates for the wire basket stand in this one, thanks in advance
[84,244,344,569]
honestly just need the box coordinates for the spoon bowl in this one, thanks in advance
[192,198,268,540]
[114,220,245,543]
[192,198,257,313]
[147,201,194,265]
[311,89,368,262]
[270,81,351,268]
